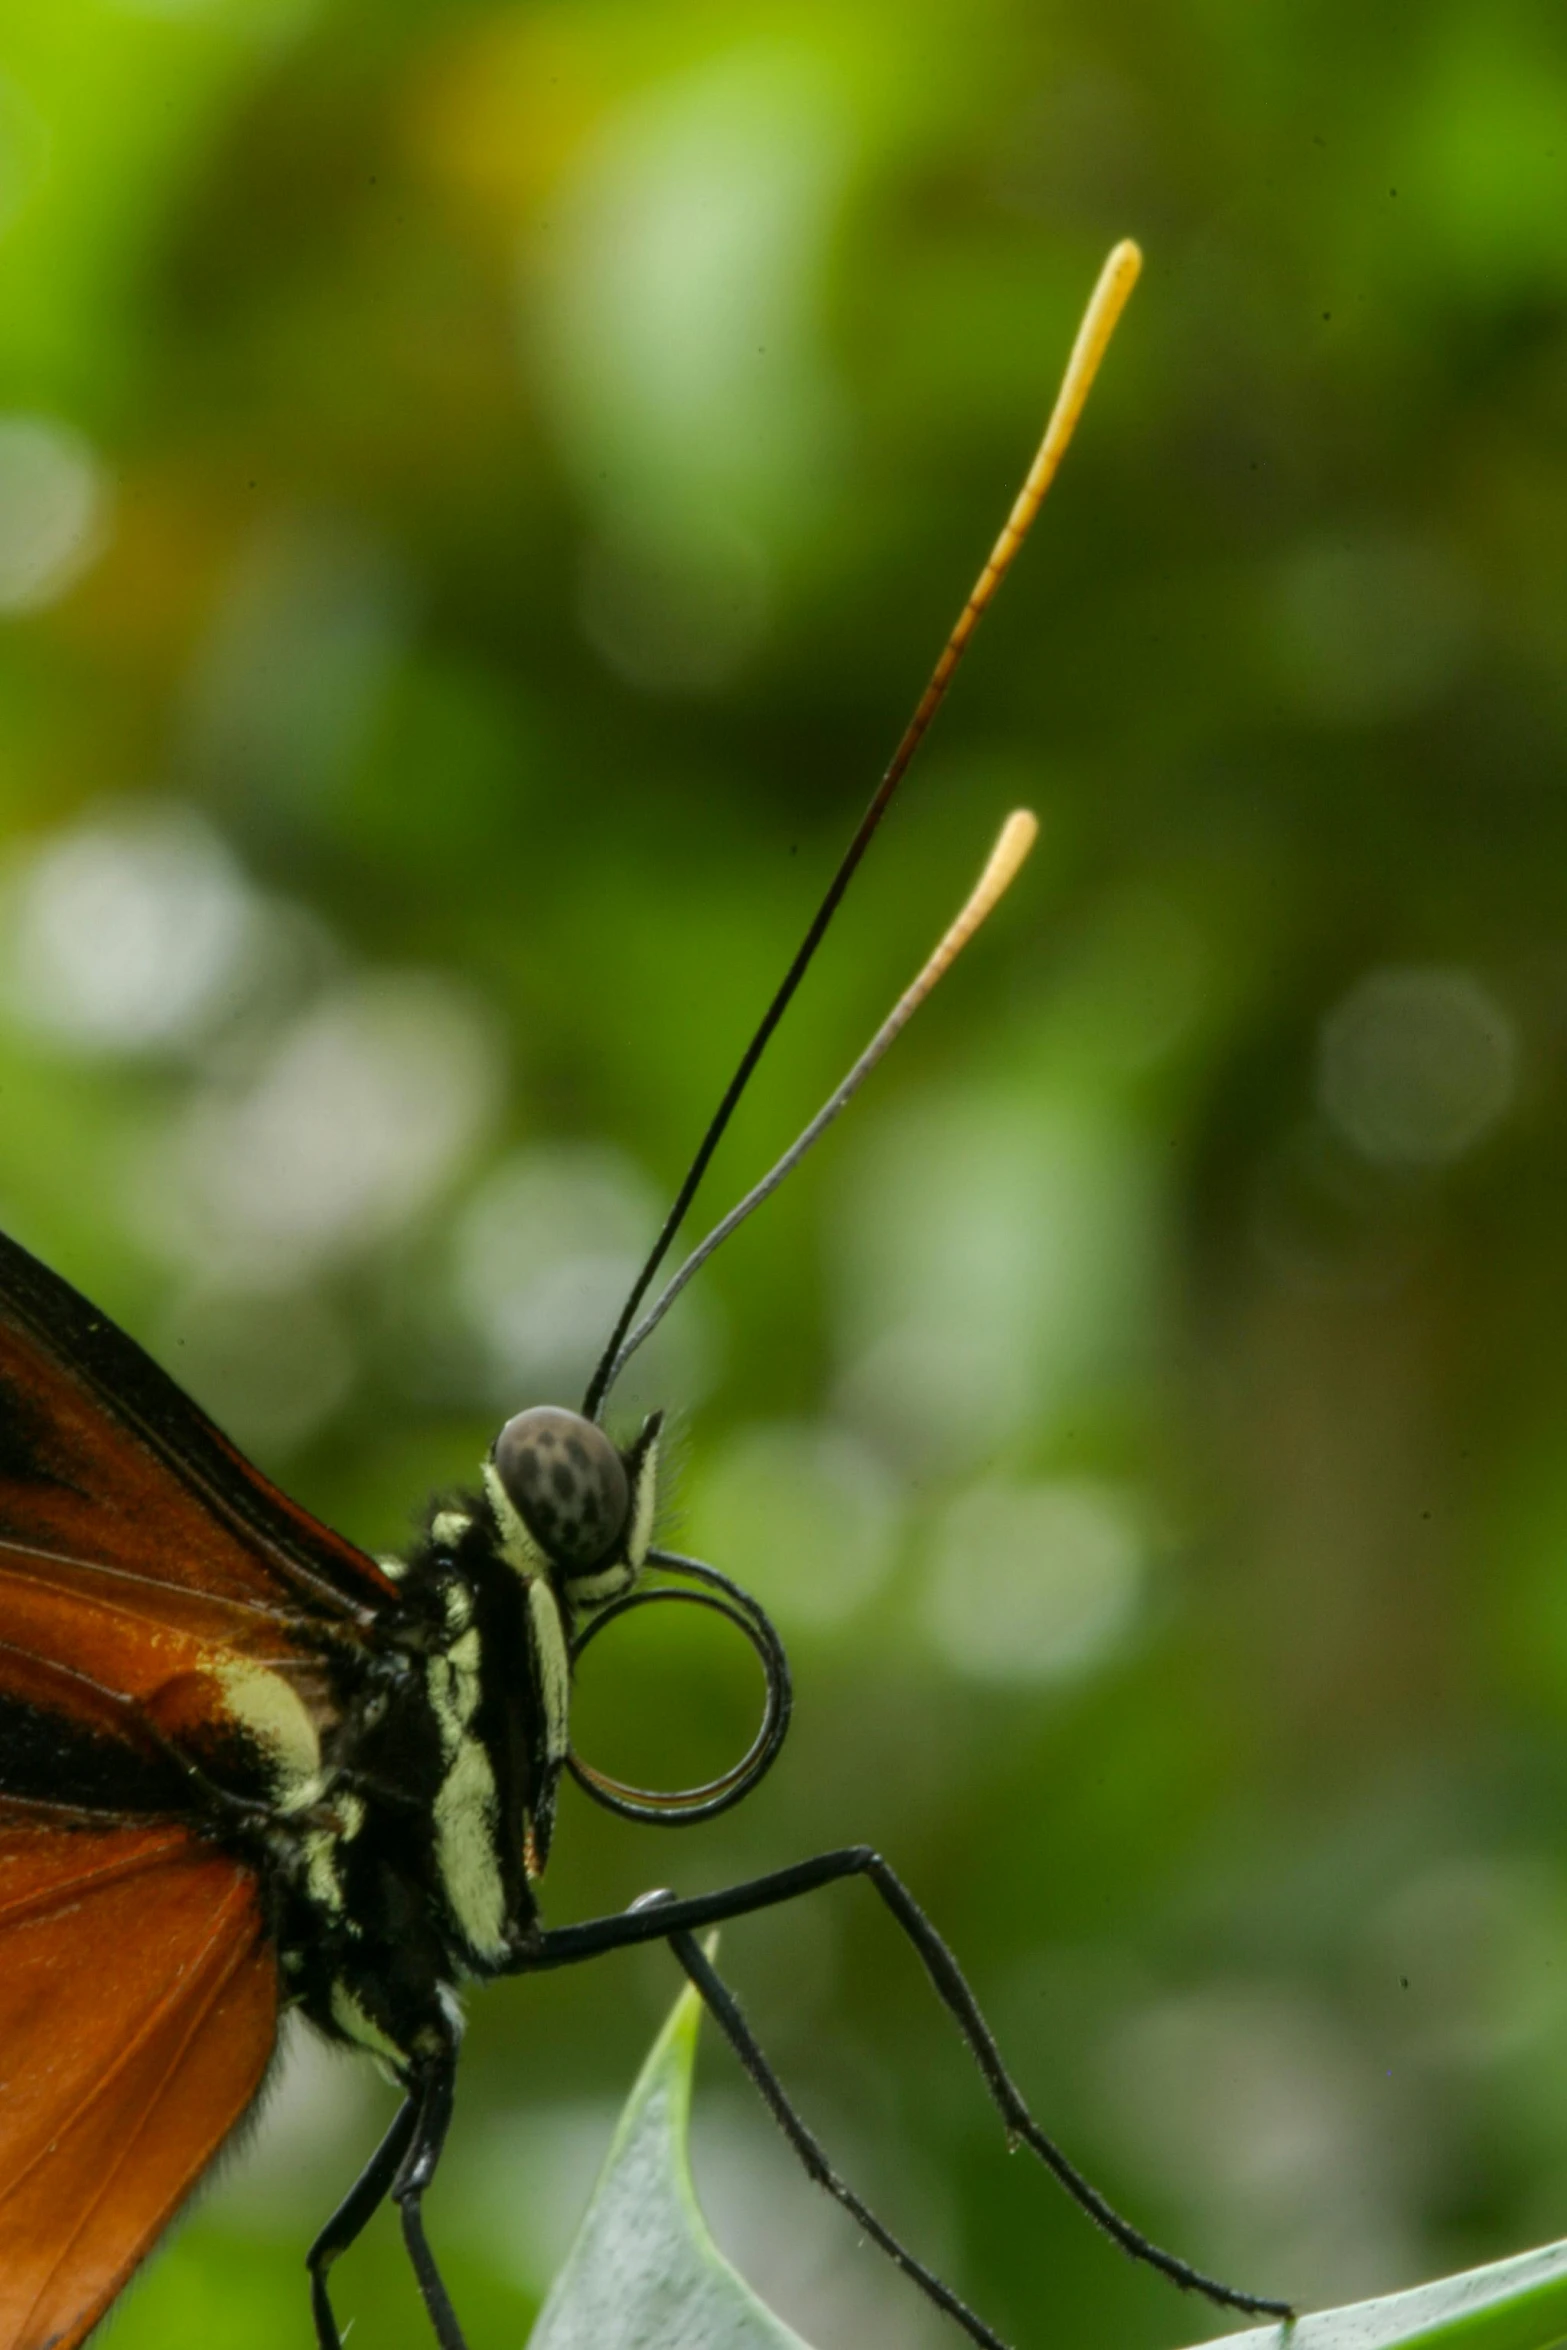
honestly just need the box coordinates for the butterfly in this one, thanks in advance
[0,238,1290,2350]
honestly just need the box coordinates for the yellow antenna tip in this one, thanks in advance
[991,808,1039,890]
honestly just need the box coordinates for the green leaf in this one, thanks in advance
[527,1974,816,2350]
[1182,2237,1567,2350]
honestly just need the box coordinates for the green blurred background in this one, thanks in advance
[4,2,1567,2346]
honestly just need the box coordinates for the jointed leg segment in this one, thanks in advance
[394,2052,465,2350]
[668,1919,1011,2350]
[529,1847,1291,2331]
[306,2032,467,2350]
[307,2095,418,2350]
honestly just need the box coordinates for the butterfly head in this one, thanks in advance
[474,1398,789,1835]
[485,1404,661,1612]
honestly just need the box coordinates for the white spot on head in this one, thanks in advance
[484,1461,547,1578]
[527,1578,571,1766]
[626,1428,660,1571]
[564,1559,636,1605]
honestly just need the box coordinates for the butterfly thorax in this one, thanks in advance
[257,1495,571,2073]
[257,1399,662,2076]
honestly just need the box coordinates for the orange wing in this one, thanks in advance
[0,1227,398,1770]
[0,1807,278,2350]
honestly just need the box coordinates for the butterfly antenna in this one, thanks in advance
[582,238,1142,1422]
[597,809,1038,1399]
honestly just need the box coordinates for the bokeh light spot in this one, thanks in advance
[450,1144,712,1410]
[2,803,260,1054]
[923,1478,1144,1684]
[834,1091,1161,1470]
[140,974,501,1279]
[690,1421,900,1633]
[527,48,849,571]
[182,516,409,820]
[0,414,107,612]
[1098,1986,1414,2301]
[1317,966,1516,1167]
[157,1282,355,1455]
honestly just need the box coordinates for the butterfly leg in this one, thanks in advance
[306,2093,418,2350]
[524,1848,1291,2324]
[662,1910,1009,2350]
[392,2028,468,2350]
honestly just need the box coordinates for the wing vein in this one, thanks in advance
[0,1793,180,1829]
[0,1873,259,2251]
[0,1828,190,1930]
[0,1534,313,1631]
[0,1633,173,1740]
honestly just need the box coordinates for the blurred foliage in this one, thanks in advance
[4,3,1567,2349]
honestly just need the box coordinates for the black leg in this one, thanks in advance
[392,2037,468,2350]
[520,1846,1291,2324]
[670,1921,1011,2350]
[307,2095,418,2350]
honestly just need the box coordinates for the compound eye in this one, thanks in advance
[493,1406,630,1570]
